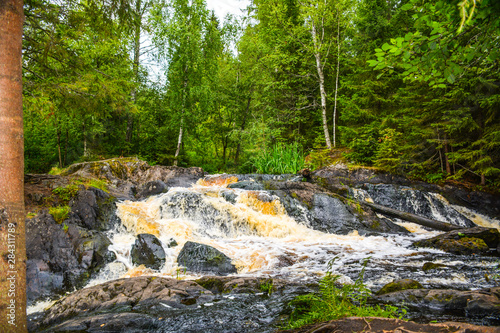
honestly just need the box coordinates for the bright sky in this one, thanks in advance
[205,0,251,20]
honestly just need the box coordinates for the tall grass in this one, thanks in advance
[252,142,304,174]
[285,258,404,329]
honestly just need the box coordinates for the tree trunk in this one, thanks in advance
[444,134,451,174]
[363,202,461,231]
[333,13,340,148]
[173,114,184,166]
[56,125,63,168]
[126,0,144,147]
[0,0,27,331]
[235,91,252,165]
[311,22,332,149]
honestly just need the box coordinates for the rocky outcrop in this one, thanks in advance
[278,317,500,333]
[130,233,166,270]
[263,180,408,235]
[135,180,168,199]
[28,276,314,333]
[313,163,500,220]
[375,287,500,324]
[177,241,237,276]
[26,210,115,304]
[29,276,214,332]
[414,226,500,255]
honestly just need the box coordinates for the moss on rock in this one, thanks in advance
[376,279,423,296]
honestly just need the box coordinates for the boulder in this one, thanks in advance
[131,234,166,270]
[177,241,237,276]
[376,279,423,295]
[133,165,205,188]
[414,226,500,255]
[26,208,116,304]
[375,287,500,324]
[68,187,119,231]
[310,193,362,234]
[228,180,265,191]
[135,180,168,199]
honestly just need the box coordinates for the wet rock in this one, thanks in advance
[376,279,423,295]
[166,237,178,248]
[30,276,214,332]
[133,165,205,188]
[228,180,265,191]
[131,233,166,270]
[135,180,168,199]
[68,187,118,231]
[26,212,85,303]
[159,190,252,237]
[278,317,500,333]
[30,276,314,333]
[177,241,237,276]
[361,184,476,228]
[375,287,500,324]
[422,262,447,272]
[310,193,363,234]
[414,227,500,255]
[26,209,116,304]
[220,189,237,204]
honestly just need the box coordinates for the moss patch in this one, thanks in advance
[376,279,423,296]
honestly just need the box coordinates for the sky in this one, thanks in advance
[205,0,251,20]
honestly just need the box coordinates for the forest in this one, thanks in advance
[23,0,500,188]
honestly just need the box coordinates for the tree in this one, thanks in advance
[0,0,27,331]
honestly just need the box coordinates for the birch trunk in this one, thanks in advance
[333,13,340,148]
[311,22,332,149]
[173,114,184,166]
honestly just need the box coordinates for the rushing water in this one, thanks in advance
[94,176,499,291]
[27,175,500,319]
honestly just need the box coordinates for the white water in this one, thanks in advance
[28,175,500,314]
[107,176,441,282]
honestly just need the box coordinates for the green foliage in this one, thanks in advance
[259,279,275,295]
[49,205,71,224]
[285,258,404,329]
[52,184,79,203]
[305,149,333,171]
[252,142,304,174]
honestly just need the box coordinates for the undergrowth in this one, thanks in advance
[284,258,404,330]
[49,205,71,224]
[252,142,304,174]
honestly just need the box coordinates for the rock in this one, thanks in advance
[361,183,476,228]
[310,193,363,234]
[278,317,500,333]
[228,180,265,191]
[61,157,149,182]
[376,279,423,295]
[26,211,84,303]
[133,165,205,188]
[26,210,115,304]
[414,227,500,255]
[135,180,168,199]
[68,187,118,231]
[375,287,500,324]
[31,276,214,331]
[159,190,252,237]
[131,234,166,270]
[422,262,447,272]
[177,241,237,276]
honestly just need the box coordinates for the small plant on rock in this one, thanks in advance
[285,257,404,329]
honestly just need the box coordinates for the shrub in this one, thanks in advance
[285,258,404,330]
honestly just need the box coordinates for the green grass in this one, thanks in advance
[284,258,404,330]
[252,142,304,174]
[49,205,71,224]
